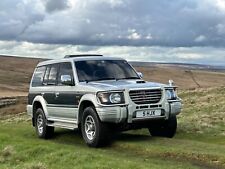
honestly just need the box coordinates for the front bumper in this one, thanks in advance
[96,100,182,123]
[96,106,127,123]
[27,105,33,116]
[169,101,182,116]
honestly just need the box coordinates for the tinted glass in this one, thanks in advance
[58,62,74,85]
[48,64,58,85]
[32,66,46,87]
[43,66,50,85]
[75,60,140,82]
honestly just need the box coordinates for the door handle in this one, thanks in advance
[55,92,60,98]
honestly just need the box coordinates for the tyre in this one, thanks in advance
[35,108,54,139]
[81,107,109,147]
[149,116,177,138]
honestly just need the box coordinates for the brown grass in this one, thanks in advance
[0,97,27,117]
[0,55,225,96]
[0,55,42,93]
[178,87,225,135]
[1,146,15,158]
[136,66,225,89]
[25,162,47,169]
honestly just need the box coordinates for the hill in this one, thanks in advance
[0,55,42,97]
[0,55,225,97]
[0,55,225,169]
[0,87,225,169]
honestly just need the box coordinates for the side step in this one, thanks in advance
[47,117,78,130]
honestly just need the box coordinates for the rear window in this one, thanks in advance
[31,66,46,87]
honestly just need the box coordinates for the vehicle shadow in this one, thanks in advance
[51,129,153,147]
[114,132,152,143]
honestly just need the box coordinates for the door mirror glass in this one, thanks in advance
[61,75,73,86]
[137,72,143,78]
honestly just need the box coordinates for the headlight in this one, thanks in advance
[109,93,121,103]
[166,89,177,100]
[97,92,125,105]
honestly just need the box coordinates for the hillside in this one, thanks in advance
[135,66,225,89]
[0,87,225,169]
[0,55,225,169]
[0,55,225,97]
[0,55,42,96]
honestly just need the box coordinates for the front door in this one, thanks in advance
[53,62,79,120]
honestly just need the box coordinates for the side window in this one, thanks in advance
[47,64,58,85]
[32,66,46,87]
[43,66,50,85]
[58,62,74,85]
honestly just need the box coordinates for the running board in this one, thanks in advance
[47,117,78,130]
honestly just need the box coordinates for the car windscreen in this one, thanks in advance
[75,60,140,82]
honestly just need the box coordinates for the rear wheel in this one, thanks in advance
[148,116,177,138]
[35,108,54,139]
[81,107,109,147]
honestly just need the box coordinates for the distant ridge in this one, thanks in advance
[129,61,225,71]
[0,55,225,91]
[0,54,45,60]
[0,54,224,71]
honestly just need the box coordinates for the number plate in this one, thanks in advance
[136,109,161,118]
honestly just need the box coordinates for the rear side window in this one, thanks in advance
[58,62,74,85]
[32,66,46,87]
[43,66,51,85]
[47,64,58,85]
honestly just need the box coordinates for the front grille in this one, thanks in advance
[129,89,162,105]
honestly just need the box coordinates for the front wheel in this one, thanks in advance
[148,116,177,138]
[81,107,109,147]
[35,108,54,139]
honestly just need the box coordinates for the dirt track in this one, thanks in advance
[0,90,27,97]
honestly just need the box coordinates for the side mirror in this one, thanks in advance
[61,75,74,86]
[137,72,143,78]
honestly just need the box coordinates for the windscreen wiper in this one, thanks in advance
[95,77,117,81]
[117,77,140,80]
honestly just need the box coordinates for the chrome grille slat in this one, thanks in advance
[129,89,162,104]
[134,99,160,102]
[130,94,161,98]
[130,92,161,95]
[130,94,161,97]
[131,95,161,99]
[131,97,161,101]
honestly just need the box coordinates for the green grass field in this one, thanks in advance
[0,87,225,169]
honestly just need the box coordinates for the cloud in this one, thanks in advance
[194,35,207,42]
[127,29,142,40]
[0,40,224,65]
[1,0,225,47]
[0,0,225,65]
[44,0,70,13]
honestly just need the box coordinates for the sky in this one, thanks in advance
[0,0,225,65]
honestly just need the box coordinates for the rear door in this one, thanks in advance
[43,63,59,117]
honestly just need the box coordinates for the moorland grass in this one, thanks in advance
[0,87,225,169]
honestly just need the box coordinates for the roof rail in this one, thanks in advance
[64,54,103,58]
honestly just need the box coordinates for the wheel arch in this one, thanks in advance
[78,94,99,125]
[78,100,95,125]
[32,96,48,126]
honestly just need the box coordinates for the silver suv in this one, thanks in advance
[27,54,182,147]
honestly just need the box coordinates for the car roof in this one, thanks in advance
[37,55,125,67]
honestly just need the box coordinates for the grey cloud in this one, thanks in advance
[44,0,70,13]
[0,0,45,41]
[1,0,225,47]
